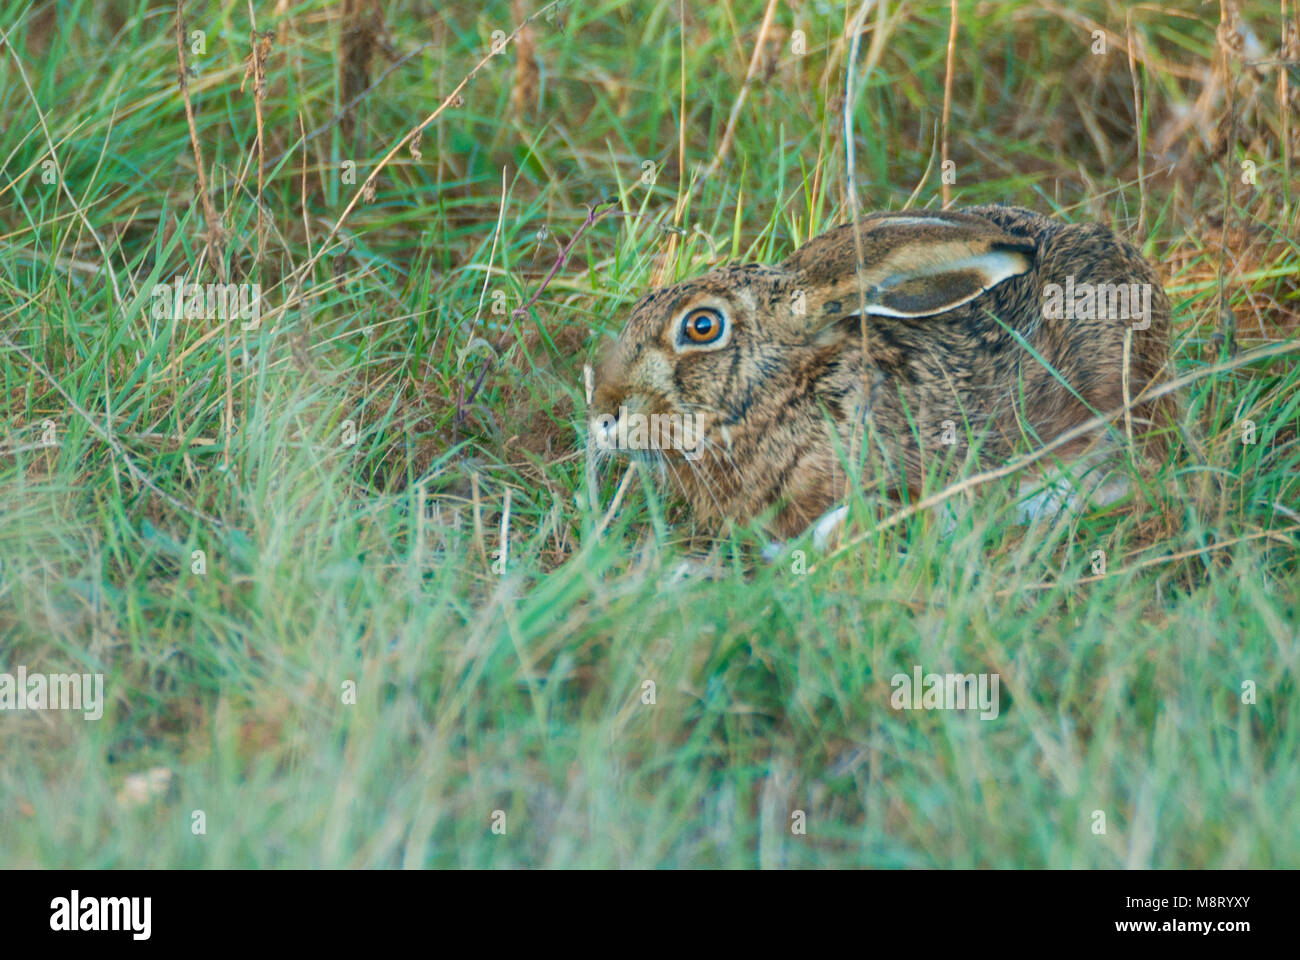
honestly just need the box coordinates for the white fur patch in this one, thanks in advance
[812,505,849,551]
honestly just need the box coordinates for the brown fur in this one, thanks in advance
[590,205,1173,538]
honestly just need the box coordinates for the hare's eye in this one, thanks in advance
[680,307,725,345]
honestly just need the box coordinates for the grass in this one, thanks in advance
[0,0,1297,868]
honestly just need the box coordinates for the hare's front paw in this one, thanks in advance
[758,505,850,563]
[812,505,849,551]
[1015,471,1130,525]
[662,558,726,585]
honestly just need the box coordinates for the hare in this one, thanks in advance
[588,205,1173,542]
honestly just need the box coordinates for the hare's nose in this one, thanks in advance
[588,395,645,451]
[589,411,620,450]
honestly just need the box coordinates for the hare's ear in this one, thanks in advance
[791,213,1036,324]
[862,239,1034,317]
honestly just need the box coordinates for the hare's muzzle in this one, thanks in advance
[588,400,706,463]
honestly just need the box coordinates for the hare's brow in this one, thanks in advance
[653,289,687,315]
